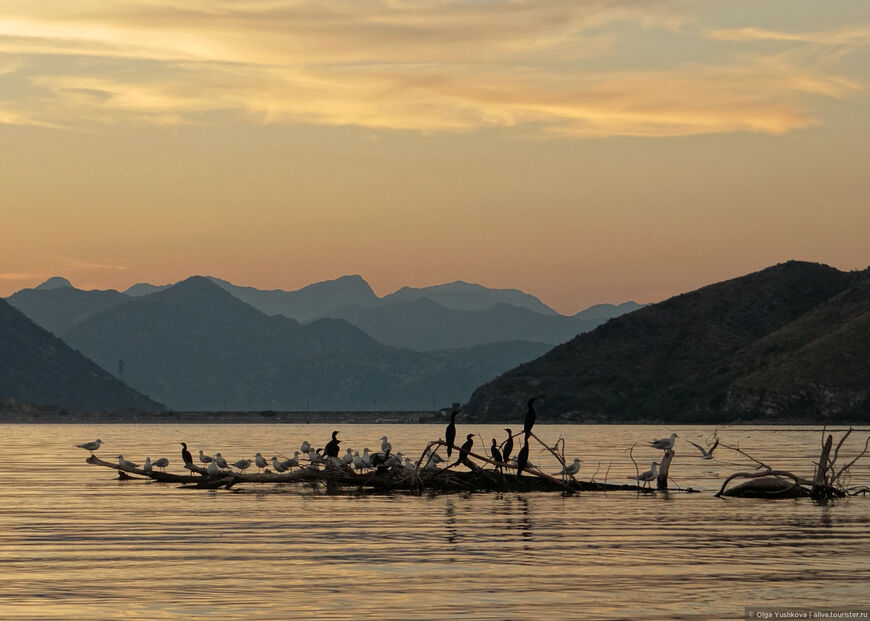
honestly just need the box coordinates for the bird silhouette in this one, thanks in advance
[490,438,503,471]
[445,410,458,458]
[523,398,537,435]
[515,432,531,476]
[324,431,341,458]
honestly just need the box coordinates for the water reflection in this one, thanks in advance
[0,423,868,620]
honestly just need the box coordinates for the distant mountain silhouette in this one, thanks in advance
[465,261,870,423]
[124,282,171,297]
[8,285,129,335]
[383,280,558,315]
[34,276,73,290]
[60,276,551,410]
[208,274,379,322]
[573,301,645,321]
[0,299,162,411]
[321,298,602,350]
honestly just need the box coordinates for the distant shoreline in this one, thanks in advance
[0,409,865,426]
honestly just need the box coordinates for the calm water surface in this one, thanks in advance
[1,424,868,620]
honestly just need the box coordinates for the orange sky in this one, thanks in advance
[1,1,868,313]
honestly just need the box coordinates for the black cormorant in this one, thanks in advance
[445,410,458,458]
[490,438,503,470]
[502,428,514,463]
[181,442,193,467]
[457,433,474,468]
[324,430,341,458]
[523,398,537,436]
[515,432,531,476]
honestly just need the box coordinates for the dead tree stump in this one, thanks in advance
[657,449,674,490]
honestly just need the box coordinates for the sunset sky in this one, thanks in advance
[1,0,868,313]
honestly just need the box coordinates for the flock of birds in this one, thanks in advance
[75,398,720,486]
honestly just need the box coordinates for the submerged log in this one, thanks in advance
[720,476,809,499]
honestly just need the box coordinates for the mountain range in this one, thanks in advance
[57,277,552,410]
[9,274,639,350]
[0,299,162,411]
[465,261,870,423]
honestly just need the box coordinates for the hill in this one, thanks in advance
[0,299,163,411]
[321,298,600,350]
[60,277,550,410]
[383,280,558,315]
[465,261,870,423]
[208,274,379,322]
[7,280,129,335]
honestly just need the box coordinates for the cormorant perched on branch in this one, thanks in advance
[515,432,531,476]
[180,442,193,468]
[502,428,514,463]
[445,410,458,458]
[523,398,537,436]
[457,433,474,468]
[324,430,341,458]
[490,438,503,471]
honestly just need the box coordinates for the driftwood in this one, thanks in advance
[657,449,674,490]
[86,453,639,494]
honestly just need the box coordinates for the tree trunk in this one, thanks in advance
[657,449,674,490]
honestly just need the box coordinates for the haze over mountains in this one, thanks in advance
[466,261,870,423]
[0,299,162,411]
[58,277,552,410]
[6,273,636,410]
[9,274,639,351]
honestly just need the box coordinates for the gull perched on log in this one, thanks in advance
[300,441,311,455]
[341,448,354,465]
[380,436,392,454]
[557,458,582,477]
[254,453,268,473]
[629,462,659,488]
[76,439,102,452]
[271,456,287,473]
[687,438,718,460]
[207,461,219,476]
[232,459,251,473]
[198,450,213,465]
[144,457,152,473]
[649,433,678,451]
[281,452,300,469]
[152,458,169,472]
[213,453,228,469]
[118,455,138,470]
[353,451,364,471]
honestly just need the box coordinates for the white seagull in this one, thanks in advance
[309,449,324,465]
[232,459,251,473]
[198,450,213,465]
[152,458,169,472]
[649,433,678,451]
[300,441,311,454]
[628,461,660,488]
[271,456,287,473]
[281,452,300,469]
[213,453,228,469]
[341,448,354,465]
[352,451,364,472]
[144,457,153,473]
[688,438,719,460]
[207,461,219,476]
[380,436,392,453]
[404,458,416,472]
[557,458,582,476]
[76,439,102,452]
[118,455,138,470]
[254,453,268,473]
[361,448,373,468]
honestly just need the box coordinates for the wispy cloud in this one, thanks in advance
[0,272,44,281]
[709,26,870,47]
[46,254,128,271]
[0,1,865,137]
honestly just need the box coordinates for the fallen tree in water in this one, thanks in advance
[715,426,869,501]
[85,453,640,493]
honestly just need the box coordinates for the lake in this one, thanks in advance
[1,424,868,620]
